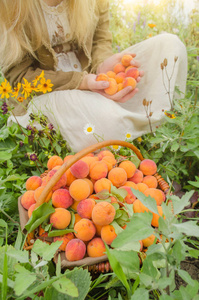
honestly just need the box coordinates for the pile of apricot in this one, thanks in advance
[21,150,166,262]
[96,54,139,95]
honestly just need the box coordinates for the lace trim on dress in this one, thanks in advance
[40,0,67,15]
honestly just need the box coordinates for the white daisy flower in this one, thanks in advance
[83,123,95,135]
[111,145,121,152]
[125,132,133,141]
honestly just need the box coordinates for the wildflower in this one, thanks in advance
[1,102,8,114]
[48,123,54,130]
[19,141,24,147]
[32,70,45,86]
[148,23,156,28]
[83,123,95,135]
[30,153,38,161]
[0,79,12,99]
[111,145,121,152]
[164,111,176,119]
[21,78,33,99]
[137,137,142,143]
[26,125,33,131]
[12,83,21,98]
[17,96,25,102]
[37,77,53,94]
[125,132,132,141]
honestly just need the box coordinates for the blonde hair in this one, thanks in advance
[0,0,96,72]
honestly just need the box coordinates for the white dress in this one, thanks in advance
[9,0,188,153]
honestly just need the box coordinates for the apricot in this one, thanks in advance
[96,73,109,81]
[142,234,156,248]
[121,54,133,67]
[82,178,94,194]
[101,156,117,172]
[25,176,42,191]
[94,178,112,194]
[108,167,127,188]
[47,155,63,170]
[74,218,96,241]
[119,186,136,204]
[125,67,139,80]
[92,201,116,226]
[142,175,158,188]
[74,213,82,225]
[65,238,86,261]
[21,190,36,210]
[115,72,126,84]
[65,169,76,186]
[113,63,126,74]
[89,161,108,181]
[139,159,157,176]
[137,182,148,193]
[125,66,134,73]
[117,82,124,92]
[80,156,98,167]
[34,186,52,203]
[46,169,67,191]
[52,188,73,209]
[41,176,48,186]
[69,179,90,201]
[123,77,137,89]
[70,160,89,179]
[106,71,116,78]
[101,224,117,245]
[70,200,79,211]
[77,198,96,219]
[119,160,136,178]
[129,169,144,184]
[87,237,106,257]
[50,208,71,229]
[53,232,74,251]
[104,78,118,95]
[97,150,115,160]
[124,181,138,190]
[144,188,166,206]
[151,205,164,227]
[28,203,36,218]
[63,154,74,163]
[94,223,103,236]
[133,199,149,214]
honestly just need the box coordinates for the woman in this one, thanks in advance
[0,0,187,152]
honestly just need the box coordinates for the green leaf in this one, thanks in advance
[0,219,7,228]
[111,220,124,235]
[25,201,55,233]
[32,239,62,261]
[172,221,199,237]
[170,142,179,152]
[14,265,37,296]
[131,189,159,214]
[111,184,128,201]
[131,288,149,300]
[177,269,196,286]
[105,244,130,291]
[95,190,110,200]
[0,151,12,163]
[111,212,153,248]
[48,229,75,237]
[52,277,78,297]
[110,249,140,275]
[7,249,29,263]
[170,191,195,214]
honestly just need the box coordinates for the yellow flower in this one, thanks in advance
[83,123,95,135]
[148,23,156,28]
[0,79,12,99]
[37,77,53,94]
[164,111,176,119]
[21,78,33,99]
[111,145,121,152]
[32,70,45,86]
[12,83,21,98]
[17,96,25,102]
[125,132,133,141]
[137,137,142,143]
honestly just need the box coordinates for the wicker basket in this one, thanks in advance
[18,140,170,272]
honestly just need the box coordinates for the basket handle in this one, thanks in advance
[35,140,144,209]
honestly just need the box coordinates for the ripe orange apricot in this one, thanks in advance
[96,73,109,81]
[115,72,126,84]
[101,224,117,245]
[63,154,74,163]
[101,156,117,172]
[69,179,90,201]
[46,169,67,191]
[107,71,116,78]
[47,155,63,170]
[74,218,96,241]
[121,54,133,67]
[65,168,76,186]
[21,190,36,210]
[70,160,89,179]
[77,198,96,219]
[144,188,165,206]
[123,77,137,89]
[92,201,116,226]
[119,185,136,204]
[142,175,158,188]
[65,238,86,261]
[89,161,108,181]
[97,150,115,160]
[94,178,112,194]
[151,205,164,227]
[108,167,127,188]
[87,237,106,257]
[25,176,42,191]
[104,78,118,95]
[117,82,124,92]
[125,67,139,80]
[52,188,73,209]
[34,186,53,203]
[50,208,71,229]
[119,160,137,178]
[82,178,94,194]
[139,159,157,176]
[129,169,144,184]
[113,63,126,74]
[28,203,36,218]
[53,232,74,251]
[137,182,148,193]
[133,199,149,213]
[142,234,156,248]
